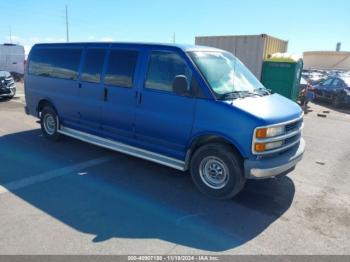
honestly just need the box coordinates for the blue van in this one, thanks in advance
[24,42,305,199]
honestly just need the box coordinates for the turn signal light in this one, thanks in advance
[254,143,266,152]
[256,128,267,138]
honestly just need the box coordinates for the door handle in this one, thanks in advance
[104,87,108,101]
[138,92,142,104]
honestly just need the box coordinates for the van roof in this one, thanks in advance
[32,42,222,52]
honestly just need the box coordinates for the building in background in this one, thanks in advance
[303,51,350,70]
[195,34,288,79]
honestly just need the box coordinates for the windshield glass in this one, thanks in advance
[189,51,267,98]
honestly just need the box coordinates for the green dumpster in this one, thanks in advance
[261,55,303,102]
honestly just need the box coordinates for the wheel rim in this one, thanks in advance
[43,114,56,135]
[199,156,229,190]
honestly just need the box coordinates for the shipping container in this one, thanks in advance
[195,34,288,79]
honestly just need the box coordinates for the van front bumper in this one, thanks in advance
[244,138,305,179]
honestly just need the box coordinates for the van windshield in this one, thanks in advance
[189,51,269,99]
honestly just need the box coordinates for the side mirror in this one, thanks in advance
[173,75,189,96]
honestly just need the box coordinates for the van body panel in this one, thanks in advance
[101,45,144,145]
[25,42,305,184]
[25,45,83,128]
[133,46,198,160]
[191,99,262,158]
[76,45,108,135]
[229,93,303,125]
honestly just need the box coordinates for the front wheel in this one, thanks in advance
[190,143,246,200]
[40,106,61,141]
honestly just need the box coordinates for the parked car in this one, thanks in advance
[314,76,350,107]
[0,70,16,99]
[25,43,305,199]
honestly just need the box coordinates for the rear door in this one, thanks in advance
[77,45,108,135]
[134,48,196,160]
[101,46,141,144]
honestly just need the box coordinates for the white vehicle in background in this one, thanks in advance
[0,43,25,80]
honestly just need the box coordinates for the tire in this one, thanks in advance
[190,143,246,200]
[40,106,61,141]
[7,88,16,100]
[332,95,341,108]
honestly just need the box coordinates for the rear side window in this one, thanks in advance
[104,50,138,88]
[145,51,192,92]
[29,48,81,80]
[81,49,106,83]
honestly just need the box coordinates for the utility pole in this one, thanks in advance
[173,32,176,44]
[9,26,12,43]
[65,5,69,42]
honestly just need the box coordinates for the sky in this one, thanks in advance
[0,0,349,55]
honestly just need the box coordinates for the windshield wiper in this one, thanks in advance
[255,88,271,96]
[219,91,245,100]
[220,90,261,100]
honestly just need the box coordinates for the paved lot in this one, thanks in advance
[0,83,350,254]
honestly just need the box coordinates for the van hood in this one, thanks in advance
[227,93,303,124]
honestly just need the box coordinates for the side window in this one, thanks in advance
[331,79,343,87]
[104,50,138,88]
[81,49,106,83]
[145,51,192,92]
[29,48,81,80]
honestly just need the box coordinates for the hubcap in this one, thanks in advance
[43,114,56,135]
[199,156,229,189]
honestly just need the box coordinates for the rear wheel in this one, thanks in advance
[190,143,246,200]
[40,106,61,141]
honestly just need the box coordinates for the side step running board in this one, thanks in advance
[58,126,186,171]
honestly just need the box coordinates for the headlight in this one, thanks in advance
[255,126,285,138]
[254,141,284,152]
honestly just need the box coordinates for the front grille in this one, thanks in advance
[253,115,303,155]
[4,77,15,88]
[285,119,303,132]
[285,133,301,145]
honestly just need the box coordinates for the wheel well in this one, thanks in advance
[37,100,55,116]
[186,135,243,168]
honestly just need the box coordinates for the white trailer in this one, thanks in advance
[195,34,288,79]
[0,44,25,76]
